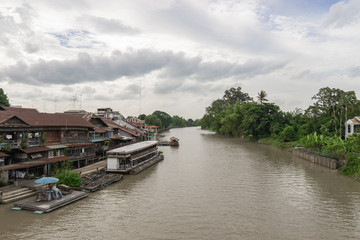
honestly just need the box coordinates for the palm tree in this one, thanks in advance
[257,90,268,104]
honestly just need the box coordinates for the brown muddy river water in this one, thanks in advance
[1,127,360,239]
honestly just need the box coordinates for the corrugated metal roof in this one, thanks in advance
[47,144,68,149]
[66,143,93,147]
[21,146,51,153]
[107,141,157,155]
[111,136,133,141]
[119,127,139,137]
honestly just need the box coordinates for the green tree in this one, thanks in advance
[257,90,268,104]
[241,102,280,139]
[138,114,146,120]
[0,88,10,107]
[223,87,253,104]
[308,87,360,137]
[152,110,172,128]
[171,115,186,127]
[145,114,162,128]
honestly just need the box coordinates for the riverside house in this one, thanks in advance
[0,107,150,183]
[0,107,94,181]
[345,116,360,139]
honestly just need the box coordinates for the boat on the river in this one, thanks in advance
[106,141,163,175]
[169,137,179,146]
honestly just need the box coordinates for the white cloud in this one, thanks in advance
[0,0,360,118]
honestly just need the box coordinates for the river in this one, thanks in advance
[1,127,360,239]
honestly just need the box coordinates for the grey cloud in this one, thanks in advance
[113,84,140,100]
[62,86,73,92]
[0,4,42,55]
[324,0,360,28]
[80,15,140,35]
[24,42,40,53]
[152,1,280,54]
[0,49,286,89]
[347,66,360,78]
[79,86,97,94]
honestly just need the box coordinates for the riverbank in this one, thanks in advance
[258,137,301,152]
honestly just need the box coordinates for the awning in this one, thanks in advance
[30,153,42,159]
[0,156,71,172]
[91,138,110,143]
[47,144,68,149]
[0,151,9,158]
[66,143,93,147]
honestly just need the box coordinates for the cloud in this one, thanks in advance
[79,15,140,35]
[324,0,360,28]
[0,49,286,87]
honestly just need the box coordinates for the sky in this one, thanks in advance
[0,0,359,119]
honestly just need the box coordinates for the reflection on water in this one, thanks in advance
[1,127,360,239]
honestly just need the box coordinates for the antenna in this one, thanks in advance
[79,94,82,110]
[54,97,58,113]
[72,93,77,110]
[139,79,142,115]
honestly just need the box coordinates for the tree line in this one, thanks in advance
[139,111,198,129]
[200,86,360,141]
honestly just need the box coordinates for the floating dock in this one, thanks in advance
[13,191,87,213]
[107,155,164,175]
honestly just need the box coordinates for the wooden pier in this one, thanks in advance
[13,191,87,213]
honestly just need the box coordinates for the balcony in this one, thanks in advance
[62,136,89,144]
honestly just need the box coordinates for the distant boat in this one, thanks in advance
[169,137,179,146]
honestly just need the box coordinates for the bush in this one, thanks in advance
[1,144,11,152]
[55,170,81,187]
[342,153,360,177]
[280,126,297,142]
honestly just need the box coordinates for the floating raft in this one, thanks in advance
[107,155,164,175]
[13,191,87,213]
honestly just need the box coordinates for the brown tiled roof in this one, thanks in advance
[21,146,51,154]
[0,151,9,157]
[101,118,122,129]
[0,156,70,172]
[0,107,95,128]
[0,114,15,124]
[93,127,106,133]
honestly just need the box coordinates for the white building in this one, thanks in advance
[345,117,360,139]
[97,108,123,121]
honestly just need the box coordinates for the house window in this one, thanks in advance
[348,124,351,133]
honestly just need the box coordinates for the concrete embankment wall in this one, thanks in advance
[292,148,339,169]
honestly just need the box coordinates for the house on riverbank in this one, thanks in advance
[0,107,152,184]
[345,116,360,139]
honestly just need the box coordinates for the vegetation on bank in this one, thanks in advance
[138,110,199,129]
[199,86,360,176]
[54,160,81,187]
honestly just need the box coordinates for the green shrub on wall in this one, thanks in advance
[55,170,81,187]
